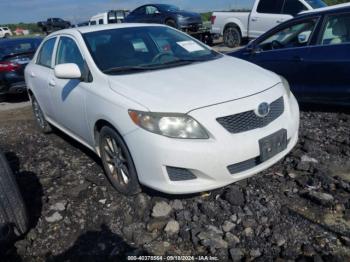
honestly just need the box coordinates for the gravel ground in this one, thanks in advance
[0,104,349,261]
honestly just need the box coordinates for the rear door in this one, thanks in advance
[246,17,319,97]
[303,12,350,104]
[250,0,290,38]
[27,37,57,118]
[126,6,146,23]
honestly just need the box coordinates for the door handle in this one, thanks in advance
[251,17,258,22]
[276,20,283,24]
[292,56,303,62]
[48,79,56,87]
[30,72,35,78]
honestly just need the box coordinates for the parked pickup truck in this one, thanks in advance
[211,0,327,47]
[37,18,71,34]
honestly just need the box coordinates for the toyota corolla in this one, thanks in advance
[24,24,299,195]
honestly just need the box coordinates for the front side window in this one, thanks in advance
[55,37,85,71]
[90,21,97,25]
[257,0,284,14]
[146,6,158,15]
[321,14,350,45]
[83,26,221,74]
[99,19,104,25]
[37,37,56,68]
[282,0,308,16]
[257,19,317,51]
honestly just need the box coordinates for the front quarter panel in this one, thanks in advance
[84,75,148,153]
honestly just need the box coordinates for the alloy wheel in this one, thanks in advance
[225,27,240,48]
[102,136,130,187]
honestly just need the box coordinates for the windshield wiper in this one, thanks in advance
[102,66,152,74]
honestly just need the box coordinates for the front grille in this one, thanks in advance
[217,97,284,134]
[167,167,197,181]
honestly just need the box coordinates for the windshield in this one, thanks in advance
[0,39,41,60]
[305,0,327,9]
[83,26,221,74]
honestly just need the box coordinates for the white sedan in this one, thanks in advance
[25,24,299,195]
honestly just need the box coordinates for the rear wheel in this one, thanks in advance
[0,152,28,238]
[31,96,52,133]
[4,34,9,38]
[99,126,141,195]
[224,26,241,48]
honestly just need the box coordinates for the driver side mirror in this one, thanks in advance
[54,63,82,79]
[298,31,311,44]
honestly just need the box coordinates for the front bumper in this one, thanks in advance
[124,85,299,194]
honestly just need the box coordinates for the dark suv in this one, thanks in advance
[124,4,203,32]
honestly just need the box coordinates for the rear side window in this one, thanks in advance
[283,0,308,16]
[257,0,284,14]
[90,21,97,25]
[37,37,56,68]
[99,19,104,25]
[133,7,146,15]
[55,37,85,71]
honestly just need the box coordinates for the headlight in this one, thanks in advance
[128,110,209,139]
[280,76,291,97]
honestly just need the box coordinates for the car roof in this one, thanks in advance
[50,23,166,35]
[300,3,350,15]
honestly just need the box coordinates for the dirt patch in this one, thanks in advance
[0,106,349,261]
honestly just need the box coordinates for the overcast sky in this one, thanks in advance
[0,0,255,24]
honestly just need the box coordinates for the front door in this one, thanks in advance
[303,13,350,105]
[50,36,90,142]
[247,17,319,97]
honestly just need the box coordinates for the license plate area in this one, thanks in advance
[259,129,287,162]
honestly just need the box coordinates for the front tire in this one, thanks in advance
[31,96,52,133]
[99,126,141,195]
[223,26,241,48]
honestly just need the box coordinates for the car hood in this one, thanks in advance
[108,56,281,113]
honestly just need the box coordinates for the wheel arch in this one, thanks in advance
[94,119,123,156]
[224,22,243,38]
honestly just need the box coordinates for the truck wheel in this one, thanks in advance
[4,34,9,38]
[224,26,241,48]
[0,152,28,237]
[99,126,141,196]
[31,96,52,133]
[165,19,177,28]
